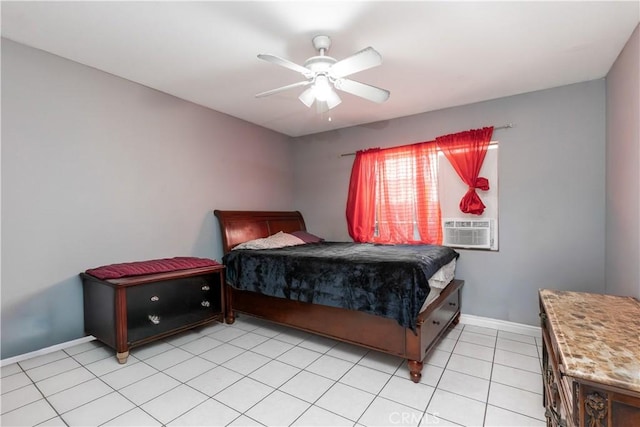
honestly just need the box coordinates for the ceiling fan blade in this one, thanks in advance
[329,47,382,78]
[256,80,311,98]
[258,54,313,77]
[334,78,390,103]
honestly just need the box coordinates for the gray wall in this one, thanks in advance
[5,28,630,357]
[292,80,606,327]
[1,39,294,359]
[605,25,640,298]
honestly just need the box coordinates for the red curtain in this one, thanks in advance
[346,143,441,244]
[414,143,442,244]
[436,127,494,215]
[346,148,380,242]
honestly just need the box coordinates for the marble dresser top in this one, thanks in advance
[539,289,640,393]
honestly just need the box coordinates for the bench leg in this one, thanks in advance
[452,311,461,325]
[116,351,129,364]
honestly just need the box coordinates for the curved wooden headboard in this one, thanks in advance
[213,210,307,254]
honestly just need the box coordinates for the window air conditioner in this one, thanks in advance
[443,218,498,250]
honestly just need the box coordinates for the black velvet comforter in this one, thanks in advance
[223,242,459,331]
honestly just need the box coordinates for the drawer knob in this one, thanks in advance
[448,302,456,307]
[201,301,211,307]
[148,315,160,325]
[432,320,441,325]
[201,285,210,291]
[150,296,159,302]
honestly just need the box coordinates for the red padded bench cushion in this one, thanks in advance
[85,257,220,280]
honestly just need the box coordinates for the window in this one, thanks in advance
[346,128,498,249]
[346,142,441,244]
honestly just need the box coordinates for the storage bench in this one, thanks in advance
[81,257,225,363]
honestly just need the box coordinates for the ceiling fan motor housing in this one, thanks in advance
[312,35,331,52]
[304,56,337,74]
[306,35,336,75]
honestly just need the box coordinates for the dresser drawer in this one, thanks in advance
[126,273,221,342]
[421,287,460,354]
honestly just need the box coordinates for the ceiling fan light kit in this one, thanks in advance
[256,35,390,113]
[309,75,332,101]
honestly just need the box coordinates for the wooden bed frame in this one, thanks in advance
[214,210,463,383]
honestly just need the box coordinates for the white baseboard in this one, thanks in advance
[2,314,540,366]
[459,314,541,337]
[0,336,96,367]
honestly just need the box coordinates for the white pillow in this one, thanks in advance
[428,259,457,289]
[232,231,305,250]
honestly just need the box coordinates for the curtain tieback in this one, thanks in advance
[470,177,490,191]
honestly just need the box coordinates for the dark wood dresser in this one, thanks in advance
[539,289,640,427]
[81,265,225,363]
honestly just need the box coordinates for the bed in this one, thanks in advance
[214,210,463,383]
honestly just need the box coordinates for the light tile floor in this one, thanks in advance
[1,318,546,426]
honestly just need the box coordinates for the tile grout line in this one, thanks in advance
[152,324,309,425]
[351,352,396,427]
[209,326,337,426]
[1,362,65,426]
[481,330,498,427]
[9,354,85,422]
[421,323,465,426]
[284,345,406,426]
[134,321,262,426]
[484,327,546,425]
[65,351,165,426]
[295,343,370,425]
[166,323,340,426]
[2,319,547,427]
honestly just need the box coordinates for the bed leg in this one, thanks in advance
[225,311,235,324]
[224,285,235,324]
[407,360,423,383]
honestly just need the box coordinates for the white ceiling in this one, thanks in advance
[2,1,638,137]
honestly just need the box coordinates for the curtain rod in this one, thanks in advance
[339,123,514,157]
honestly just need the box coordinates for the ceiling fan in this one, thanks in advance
[255,35,390,113]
